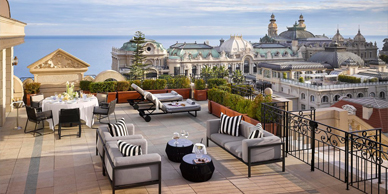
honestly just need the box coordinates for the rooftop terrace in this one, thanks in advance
[0,101,371,194]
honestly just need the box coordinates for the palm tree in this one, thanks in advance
[200,65,212,83]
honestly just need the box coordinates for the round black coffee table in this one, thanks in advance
[180,153,214,182]
[165,139,193,162]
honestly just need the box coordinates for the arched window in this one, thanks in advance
[253,63,257,73]
[369,92,375,97]
[244,59,249,74]
[347,94,352,98]
[380,91,386,99]
[321,96,329,103]
[310,95,315,102]
[357,93,363,98]
[334,95,341,102]
[301,93,306,100]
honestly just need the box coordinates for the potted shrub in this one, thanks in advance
[194,79,207,101]
[207,78,227,89]
[24,82,41,106]
[117,80,142,103]
[167,77,191,99]
[143,79,167,94]
[80,80,92,93]
[89,81,117,102]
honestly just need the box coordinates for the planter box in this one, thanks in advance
[193,89,207,101]
[107,92,117,103]
[167,88,191,99]
[117,91,141,103]
[210,101,222,117]
[264,123,278,136]
[242,115,260,125]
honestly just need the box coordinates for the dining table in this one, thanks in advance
[42,96,99,130]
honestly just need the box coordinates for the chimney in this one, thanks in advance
[220,38,224,46]
[362,104,373,120]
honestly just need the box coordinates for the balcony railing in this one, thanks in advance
[280,78,388,90]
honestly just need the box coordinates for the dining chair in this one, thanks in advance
[30,94,44,112]
[96,93,109,108]
[25,106,54,136]
[92,99,117,126]
[58,108,81,139]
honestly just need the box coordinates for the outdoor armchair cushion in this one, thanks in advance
[97,123,143,157]
[241,136,282,163]
[105,140,161,186]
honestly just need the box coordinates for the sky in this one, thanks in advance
[8,0,388,36]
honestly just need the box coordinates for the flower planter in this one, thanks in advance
[210,101,222,117]
[167,88,191,99]
[25,93,36,106]
[242,115,260,125]
[117,91,141,103]
[107,92,117,103]
[193,89,207,101]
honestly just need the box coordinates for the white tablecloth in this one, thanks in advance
[42,97,99,130]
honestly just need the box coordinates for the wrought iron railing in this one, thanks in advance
[262,103,388,193]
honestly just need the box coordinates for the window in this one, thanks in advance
[380,91,386,99]
[321,96,329,103]
[192,66,197,75]
[369,92,375,97]
[146,47,151,51]
[334,95,340,102]
[253,64,257,73]
[310,95,315,102]
[258,68,262,75]
[236,64,240,71]
[357,93,363,98]
[301,93,306,100]
[301,104,306,110]
[347,94,352,98]
[281,87,283,92]
[174,67,180,76]
[228,64,232,73]
[244,60,249,74]
[370,52,372,58]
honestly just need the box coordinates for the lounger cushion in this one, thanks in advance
[161,101,201,112]
[153,93,183,102]
[117,140,142,157]
[108,118,128,137]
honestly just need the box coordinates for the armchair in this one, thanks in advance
[30,94,44,112]
[103,139,161,194]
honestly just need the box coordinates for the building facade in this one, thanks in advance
[0,0,26,126]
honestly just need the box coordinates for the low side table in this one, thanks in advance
[165,139,193,162]
[180,153,214,182]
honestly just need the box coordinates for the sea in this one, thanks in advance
[13,35,386,79]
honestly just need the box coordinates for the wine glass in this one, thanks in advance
[184,131,189,140]
[180,130,185,142]
[172,132,180,145]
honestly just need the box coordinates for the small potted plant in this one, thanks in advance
[24,82,41,106]
[194,79,207,101]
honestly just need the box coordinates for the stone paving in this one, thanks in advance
[0,101,363,194]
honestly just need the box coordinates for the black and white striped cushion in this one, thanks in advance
[248,123,264,139]
[219,112,242,137]
[108,118,128,137]
[117,140,142,157]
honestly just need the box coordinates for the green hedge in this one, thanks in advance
[217,85,231,93]
[194,79,206,90]
[207,78,227,89]
[338,75,361,83]
[142,79,167,90]
[208,88,272,121]
[128,80,141,91]
[117,81,130,91]
[167,77,190,89]
[89,81,117,93]
[80,81,92,91]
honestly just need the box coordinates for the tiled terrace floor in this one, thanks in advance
[0,101,364,194]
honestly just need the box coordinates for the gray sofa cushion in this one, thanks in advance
[224,141,243,158]
[241,136,282,163]
[239,121,254,138]
[105,140,160,186]
[210,133,245,147]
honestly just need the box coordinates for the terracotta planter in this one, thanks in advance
[117,91,141,103]
[242,115,260,125]
[208,100,212,113]
[167,88,191,99]
[107,92,117,103]
[25,93,36,106]
[210,101,222,117]
[193,89,207,101]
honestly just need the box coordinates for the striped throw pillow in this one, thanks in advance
[248,123,264,139]
[219,112,242,137]
[108,118,128,137]
[117,140,142,157]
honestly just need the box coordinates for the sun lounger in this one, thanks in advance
[136,93,201,122]
[128,83,183,109]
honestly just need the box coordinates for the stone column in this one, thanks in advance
[5,47,13,112]
[0,49,6,126]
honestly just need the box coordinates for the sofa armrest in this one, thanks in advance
[114,153,161,167]
[241,136,282,163]
[206,119,221,139]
